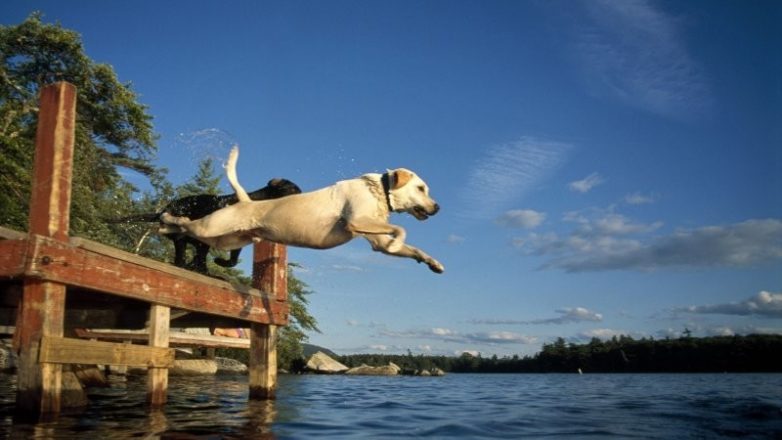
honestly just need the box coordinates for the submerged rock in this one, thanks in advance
[215,356,248,374]
[170,359,218,375]
[61,371,89,408]
[306,351,348,374]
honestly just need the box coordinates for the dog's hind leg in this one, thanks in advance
[214,249,242,268]
[225,146,251,203]
[190,240,211,273]
[172,236,189,267]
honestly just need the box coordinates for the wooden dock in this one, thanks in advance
[0,82,289,419]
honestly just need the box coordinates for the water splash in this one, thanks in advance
[168,128,239,186]
[174,128,238,164]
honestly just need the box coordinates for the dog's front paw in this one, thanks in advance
[427,259,445,274]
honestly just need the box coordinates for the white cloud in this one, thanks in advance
[330,264,365,272]
[569,172,605,193]
[578,328,630,340]
[677,291,782,318]
[471,307,603,325]
[575,0,712,119]
[556,307,604,322]
[523,218,782,272]
[625,192,657,205]
[461,137,570,219]
[471,331,538,344]
[496,209,546,229]
[447,234,465,244]
[378,327,537,345]
[562,209,664,235]
[432,327,456,336]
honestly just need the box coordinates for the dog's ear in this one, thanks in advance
[390,169,414,189]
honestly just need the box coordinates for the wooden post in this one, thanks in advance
[249,242,287,399]
[13,82,76,418]
[146,304,170,407]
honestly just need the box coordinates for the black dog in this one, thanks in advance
[115,178,301,273]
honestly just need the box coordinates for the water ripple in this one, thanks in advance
[1,373,781,438]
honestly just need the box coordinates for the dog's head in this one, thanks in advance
[249,178,302,201]
[387,168,439,220]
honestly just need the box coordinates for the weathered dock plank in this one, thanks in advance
[39,335,174,368]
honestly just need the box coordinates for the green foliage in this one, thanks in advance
[276,264,320,370]
[177,157,221,197]
[1,12,161,247]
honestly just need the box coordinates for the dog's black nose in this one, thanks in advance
[431,203,440,215]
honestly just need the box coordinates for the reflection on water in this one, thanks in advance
[1,372,781,438]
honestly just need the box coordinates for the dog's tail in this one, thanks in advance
[225,146,251,202]
[106,212,161,223]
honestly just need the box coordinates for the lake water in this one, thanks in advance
[1,373,780,439]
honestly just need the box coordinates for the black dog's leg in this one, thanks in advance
[189,239,211,274]
[172,236,189,268]
[214,249,242,268]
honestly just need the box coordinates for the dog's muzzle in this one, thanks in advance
[413,203,439,220]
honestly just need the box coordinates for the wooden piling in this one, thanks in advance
[13,82,76,417]
[249,242,287,399]
[147,304,171,407]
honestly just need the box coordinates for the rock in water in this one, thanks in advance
[306,351,348,374]
[345,363,400,376]
[61,371,89,408]
[215,356,248,374]
[431,367,446,376]
[170,359,218,375]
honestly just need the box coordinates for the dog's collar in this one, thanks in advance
[380,172,394,212]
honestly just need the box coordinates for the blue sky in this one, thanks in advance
[3,0,780,357]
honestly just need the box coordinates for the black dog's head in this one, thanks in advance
[249,178,302,200]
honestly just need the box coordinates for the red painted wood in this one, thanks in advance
[19,235,289,324]
[252,241,288,302]
[27,83,76,241]
[0,239,27,277]
[14,83,75,417]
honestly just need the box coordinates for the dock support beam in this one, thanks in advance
[147,304,170,407]
[249,242,287,399]
[13,82,76,418]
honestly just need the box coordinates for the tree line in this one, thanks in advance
[337,334,782,374]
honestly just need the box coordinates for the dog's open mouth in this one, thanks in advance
[412,207,431,220]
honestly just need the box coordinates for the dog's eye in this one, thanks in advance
[418,185,426,193]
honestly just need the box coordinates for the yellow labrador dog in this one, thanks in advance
[159,147,444,273]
